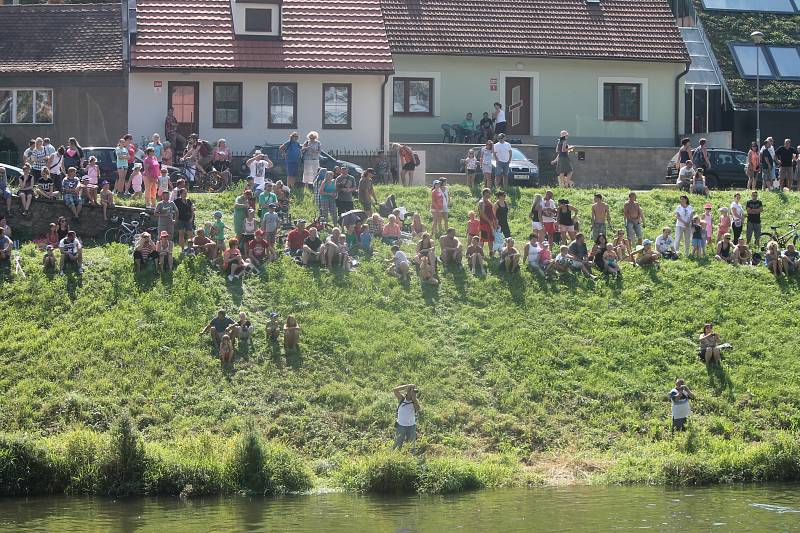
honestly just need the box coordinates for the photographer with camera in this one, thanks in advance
[392,383,421,454]
[669,379,695,433]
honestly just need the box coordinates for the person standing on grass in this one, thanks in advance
[174,188,194,249]
[154,190,178,241]
[745,190,763,249]
[730,192,744,245]
[479,140,494,189]
[335,166,356,218]
[493,133,512,190]
[624,192,644,246]
[430,180,445,236]
[478,187,497,256]
[358,168,379,216]
[590,193,611,240]
[495,190,511,240]
[392,383,420,453]
[541,190,558,245]
[775,138,797,190]
[279,132,302,188]
[760,138,774,190]
[673,195,693,257]
[669,379,694,433]
[746,142,759,190]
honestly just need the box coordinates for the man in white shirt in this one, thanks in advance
[245,150,273,193]
[58,230,83,275]
[388,244,409,281]
[492,133,512,189]
[677,160,694,192]
[392,383,420,453]
[655,227,677,259]
[670,379,694,432]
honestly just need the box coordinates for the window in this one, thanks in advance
[767,46,800,79]
[0,88,52,124]
[322,83,351,129]
[701,0,797,13]
[244,8,271,32]
[213,83,242,128]
[393,78,433,115]
[730,44,774,78]
[268,83,297,128]
[603,83,640,121]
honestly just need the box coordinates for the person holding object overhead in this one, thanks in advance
[392,383,420,453]
[669,379,695,433]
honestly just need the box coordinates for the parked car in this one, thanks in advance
[665,148,748,189]
[239,144,364,180]
[463,146,541,186]
[0,162,23,187]
[83,147,180,186]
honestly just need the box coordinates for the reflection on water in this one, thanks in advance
[1,484,799,532]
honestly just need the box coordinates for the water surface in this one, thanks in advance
[1,484,799,532]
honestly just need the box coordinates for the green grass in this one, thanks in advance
[2,184,800,493]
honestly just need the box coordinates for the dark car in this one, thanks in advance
[239,144,364,180]
[83,147,180,186]
[0,162,23,187]
[463,146,541,186]
[666,148,747,189]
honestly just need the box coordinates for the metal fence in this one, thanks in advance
[0,151,19,166]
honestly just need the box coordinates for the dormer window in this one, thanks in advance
[231,0,281,38]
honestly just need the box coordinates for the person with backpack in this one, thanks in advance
[394,143,416,187]
[392,383,420,453]
[692,138,710,172]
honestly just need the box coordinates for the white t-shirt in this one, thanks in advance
[730,201,743,226]
[541,199,557,223]
[670,389,691,419]
[655,234,673,254]
[396,399,416,426]
[494,141,512,163]
[675,205,694,227]
[496,109,506,123]
[248,159,272,187]
[394,250,409,265]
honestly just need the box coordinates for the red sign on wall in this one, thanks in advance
[490,78,497,91]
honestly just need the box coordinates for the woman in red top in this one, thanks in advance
[746,142,759,191]
[478,187,497,256]
[222,238,249,281]
[430,180,445,236]
[143,147,160,209]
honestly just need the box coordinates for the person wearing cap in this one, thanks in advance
[201,309,236,348]
[358,169,379,215]
[493,133,512,189]
[129,163,144,200]
[156,230,174,272]
[152,190,177,240]
[248,228,270,267]
[336,166,356,218]
[634,239,660,267]
[392,383,421,454]
[266,311,281,343]
[553,130,574,188]
[279,132,302,188]
[286,220,309,257]
[211,210,229,251]
[669,379,695,433]
[0,226,12,263]
[246,150,273,193]
[242,208,258,250]
[42,243,57,270]
[61,167,83,220]
[715,233,734,263]
[133,231,158,272]
[258,181,277,218]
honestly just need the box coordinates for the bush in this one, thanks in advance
[337,451,420,493]
[417,457,483,494]
[225,425,312,495]
[98,412,147,496]
[48,428,105,494]
[144,446,226,496]
[0,434,58,496]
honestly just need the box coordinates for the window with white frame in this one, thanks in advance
[322,83,351,129]
[0,89,53,124]
[231,0,280,37]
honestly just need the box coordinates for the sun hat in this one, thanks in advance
[160,231,169,238]
[433,179,440,185]
[718,206,729,213]
[643,239,653,246]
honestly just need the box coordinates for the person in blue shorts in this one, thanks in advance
[280,132,302,189]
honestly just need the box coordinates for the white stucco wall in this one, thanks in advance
[129,72,388,152]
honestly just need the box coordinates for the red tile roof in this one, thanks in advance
[132,0,394,72]
[0,3,123,73]
[380,0,689,63]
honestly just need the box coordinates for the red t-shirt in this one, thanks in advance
[286,228,309,250]
[127,143,136,164]
[249,238,268,258]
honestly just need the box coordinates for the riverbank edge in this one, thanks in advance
[3,427,800,497]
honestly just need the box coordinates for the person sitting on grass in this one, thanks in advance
[201,309,236,348]
[765,240,784,275]
[550,245,573,276]
[0,227,12,263]
[439,228,463,267]
[248,229,270,268]
[285,220,309,258]
[466,235,487,275]
[500,237,520,272]
[302,227,323,266]
[100,181,114,221]
[337,233,352,272]
[692,168,708,196]
[567,233,596,279]
[218,334,234,363]
[715,233,734,263]
[223,238,249,281]
[392,383,420,453]
[699,322,722,365]
[382,214,401,244]
[133,232,158,273]
[612,229,631,261]
[42,244,57,270]
[58,230,83,275]
[655,227,677,260]
[322,227,342,268]
[523,233,542,272]
[732,238,752,266]
[590,233,609,272]
[690,215,706,258]
[419,255,439,286]
[284,315,301,351]
[193,228,217,259]
[670,379,695,433]
[783,243,799,274]
[387,244,410,281]
[368,213,384,238]
[415,232,436,267]
[634,239,660,267]
[603,248,621,277]
[359,223,373,254]
[411,213,426,239]
[156,231,174,273]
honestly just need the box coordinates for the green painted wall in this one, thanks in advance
[388,55,686,147]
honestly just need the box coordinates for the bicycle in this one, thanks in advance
[759,222,800,251]
[169,161,227,193]
[104,212,156,245]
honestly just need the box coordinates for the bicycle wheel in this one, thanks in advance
[118,231,133,246]
[205,171,225,193]
[104,227,120,245]
[793,235,799,248]
[758,233,775,251]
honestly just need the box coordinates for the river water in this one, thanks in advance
[1,484,799,532]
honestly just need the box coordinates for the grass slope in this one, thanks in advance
[2,185,800,490]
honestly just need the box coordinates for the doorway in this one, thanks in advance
[505,77,531,136]
[168,81,199,152]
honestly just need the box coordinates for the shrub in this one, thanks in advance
[337,451,420,493]
[417,457,483,494]
[48,428,105,494]
[98,412,147,496]
[0,434,58,496]
[144,446,226,496]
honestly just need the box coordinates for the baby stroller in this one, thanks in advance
[378,194,397,218]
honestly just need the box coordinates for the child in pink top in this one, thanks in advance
[539,241,552,269]
[467,211,481,240]
[716,206,730,243]
[702,203,714,244]
[84,156,100,205]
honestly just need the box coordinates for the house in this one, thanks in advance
[128,0,394,153]
[380,0,690,147]
[673,0,800,149]
[0,3,127,158]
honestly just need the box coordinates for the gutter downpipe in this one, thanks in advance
[380,73,390,152]
[675,62,690,144]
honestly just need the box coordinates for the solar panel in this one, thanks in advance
[702,0,797,12]
[767,46,800,79]
[730,44,774,78]
[680,26,721,87]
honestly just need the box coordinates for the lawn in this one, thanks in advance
[1,184,800,493]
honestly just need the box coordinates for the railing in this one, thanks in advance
[0,150,19,166]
